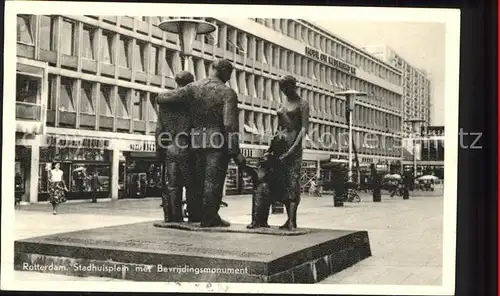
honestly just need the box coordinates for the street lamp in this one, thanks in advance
[405,118,425,179]
[335,90,367,182]
[158,18,217,71]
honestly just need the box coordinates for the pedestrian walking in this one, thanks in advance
[48,163,68,215]
[90,171,101,203]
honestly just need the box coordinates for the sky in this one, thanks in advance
[312,20,446,126]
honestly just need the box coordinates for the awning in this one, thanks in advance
[16,121,44,135]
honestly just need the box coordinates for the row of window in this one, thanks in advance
[242,109,400,155]
[17,15,402,102]
[44,73,401,134]
[17,16,402,114]
[252,18,401,85]
[46,74,158,121]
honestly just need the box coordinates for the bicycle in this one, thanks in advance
[345,188,361,202]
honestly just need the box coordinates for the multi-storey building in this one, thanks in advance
[15,15,403,203]
[361,45,431,135]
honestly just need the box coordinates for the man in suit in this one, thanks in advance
[156,71,196,222]
[157,59,246,227]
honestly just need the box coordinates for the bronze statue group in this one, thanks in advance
[155,58,309,231]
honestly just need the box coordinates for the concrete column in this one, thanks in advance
[28,140,40,203]
[110,147,120,200]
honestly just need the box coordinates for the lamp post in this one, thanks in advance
[405,118,425,179]
[335,90,367,183]
[158,19,217,71]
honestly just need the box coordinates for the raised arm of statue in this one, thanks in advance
[156,84,193,105]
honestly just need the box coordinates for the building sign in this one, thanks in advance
[420,126,444,137]
[241,148,264,158]
[305,46,357,75]
[45,135,110,149]
[129,141,156,152]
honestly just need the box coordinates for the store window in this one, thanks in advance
[39,15,55,50]
[79,80,94,114]
[61,19,76,56]
[135,41,146,72]
[60,77,75,112]
[17,15,34,44]
[82,25,95,60]
[99,84,113,116]
[116,88,130,118]
[70,163,111,193]
[100,31,114,64]
[118,36,130,68]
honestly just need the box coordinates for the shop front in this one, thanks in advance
[38,135,112,201]
[15,145,31,202]
[119,140,163,199]
[225,148,264,195]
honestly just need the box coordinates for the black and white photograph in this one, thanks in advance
[2,2,460,294]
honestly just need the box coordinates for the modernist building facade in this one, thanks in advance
[361,45,431,135]
[402,126,444,179]
[15,15,403,202]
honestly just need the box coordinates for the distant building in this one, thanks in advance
[360,45,431,135]
[403,126,444,179]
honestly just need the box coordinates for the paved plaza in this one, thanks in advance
[12,188,444,285]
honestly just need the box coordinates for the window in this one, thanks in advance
[100,31,114,64]
[164,50,176,78]
[70,163,110,192]
[61,19,76,55]
[99,84,113,116]
[135,41,146,72]
[59,77,75,112]
[47,74,56,110]
[116,88,130,118]
[132,91,145,120]
[118,36,130,68]
[80,81,94,114]
[150,46,160,75]
[16,74,39,104]
[255,39,262,62]
[82,26,95,60]
[148,95,158,122]
[39,15,55,50]
[17,15,34,44]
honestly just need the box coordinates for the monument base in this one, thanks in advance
[15,221,371,283]
[154,221,311,236]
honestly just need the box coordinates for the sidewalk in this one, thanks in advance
[12,191,444,285]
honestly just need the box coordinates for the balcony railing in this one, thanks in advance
[16,102,41,121]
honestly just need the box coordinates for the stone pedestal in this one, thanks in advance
[15,222,371,283]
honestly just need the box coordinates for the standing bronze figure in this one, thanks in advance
[156,71,195,222]
[157,59,246,228]
[273,75,310,230]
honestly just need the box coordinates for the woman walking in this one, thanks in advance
[48,163,68,215]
